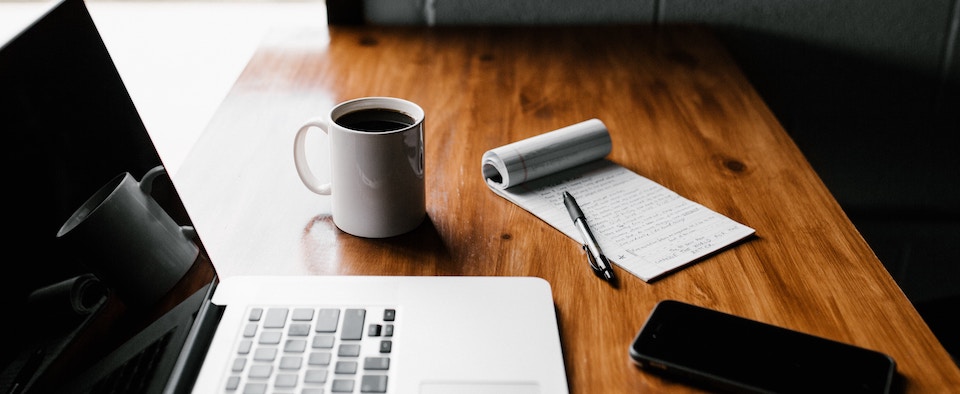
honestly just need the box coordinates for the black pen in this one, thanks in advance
[562,191,617,285]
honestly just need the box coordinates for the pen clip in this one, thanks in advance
[582,244,602,274]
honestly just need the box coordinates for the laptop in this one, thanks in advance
[0,1,569,393]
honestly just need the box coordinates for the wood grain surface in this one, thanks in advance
[174,25,960,392]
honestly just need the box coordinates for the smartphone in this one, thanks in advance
[629,300,896,393]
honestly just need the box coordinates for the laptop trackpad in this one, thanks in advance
[420,382,540,394]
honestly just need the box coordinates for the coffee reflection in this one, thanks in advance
[56,166,198,306]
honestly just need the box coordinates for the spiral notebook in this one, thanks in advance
[481,119,756,282]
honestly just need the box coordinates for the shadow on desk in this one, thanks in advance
[300,214,457,276]
[716,27,960,364]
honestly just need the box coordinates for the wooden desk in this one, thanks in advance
[175,25,960,392]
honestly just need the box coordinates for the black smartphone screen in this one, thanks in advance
[630,300,896,393]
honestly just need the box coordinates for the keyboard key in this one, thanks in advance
[342,309,366,340]
[288,323,311,337]
[384,325,394,337]
[274,373,298,388]
[248,308,263,321]
[332,379,355,392]
[285,339,307,353]
[243,382,267,394]
[302,389,324,394]
[231,358,246,372]
[292,308,315,321]
[253,347,277,361]
[339,344,361,357]
[243,323,258,337]
[379,340,392,354]
[237,339,253,355]
[225,376,241,390]
[264,308,288,328]
[312,335,335,349]
[368,324,382,337]
[363,357,390,370]
[304,369,328,383]
[259,331,282,345]
[335,361,358,374]
[309,352,332,366]
[316,308,340,332]
[279,356,302,370]
[361,375,389,393]
[248,365,273,379]
[383,309,396,321]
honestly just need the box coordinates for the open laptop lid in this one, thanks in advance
[2,3,571,393]
[1,0,218,391]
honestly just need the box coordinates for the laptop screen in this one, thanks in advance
[1,0,215,391]
[1,3,579,394]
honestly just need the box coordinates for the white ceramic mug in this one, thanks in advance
[293,97,426,238]
[56,166,199,306]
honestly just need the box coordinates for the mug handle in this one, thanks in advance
[138,165,166,195]
[138,165,198,242]
[293,117,332,195]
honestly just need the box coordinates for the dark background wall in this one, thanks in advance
[338,0,960,360]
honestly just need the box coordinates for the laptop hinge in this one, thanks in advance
[163,279,224,394]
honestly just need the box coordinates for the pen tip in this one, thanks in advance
[603,271,619,288]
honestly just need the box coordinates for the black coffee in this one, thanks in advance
[336,108,415,132]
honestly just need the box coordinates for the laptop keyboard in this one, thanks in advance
[225,306,396,393]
